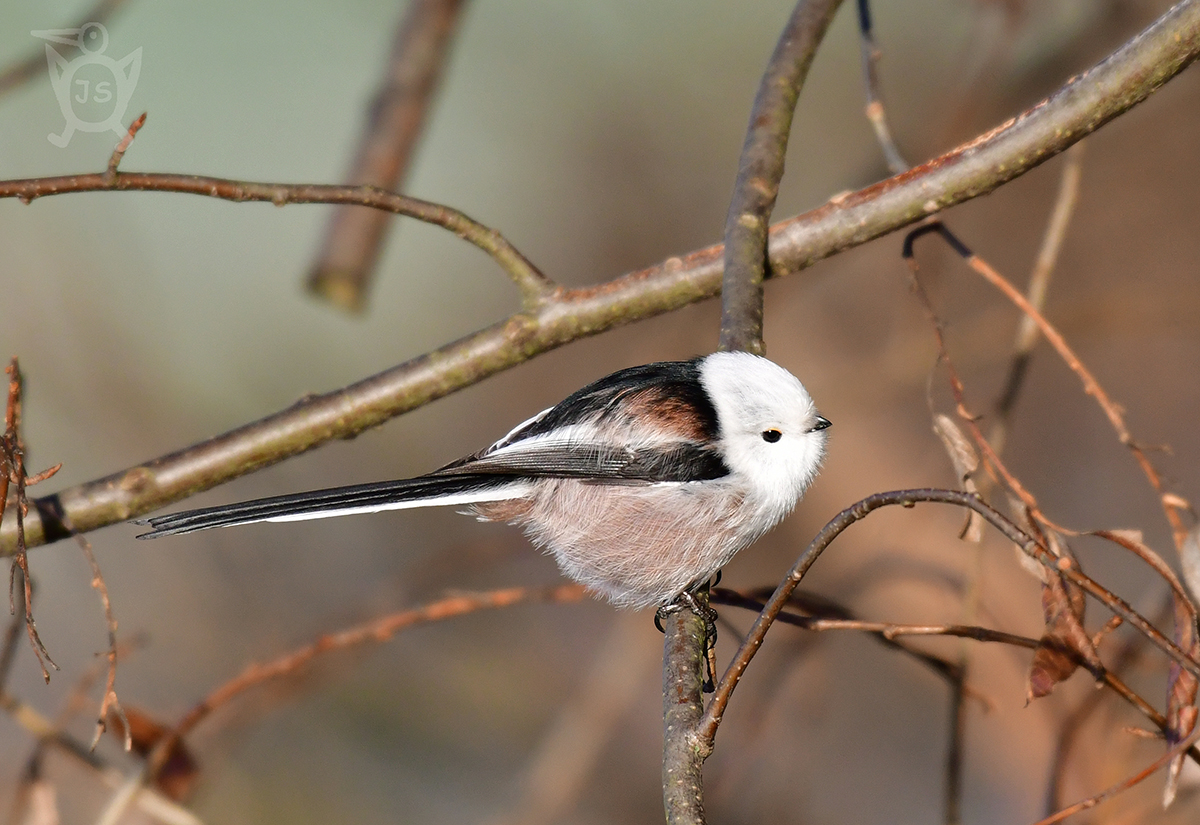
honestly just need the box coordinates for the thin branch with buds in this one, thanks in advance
[105,112,146,179]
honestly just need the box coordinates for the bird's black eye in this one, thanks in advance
[761,429,782,443]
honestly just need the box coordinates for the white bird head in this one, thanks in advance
[700,351,830,513]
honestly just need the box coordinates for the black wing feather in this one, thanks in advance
[136,474,507,538]
[507,359,719,442]
[441,441,727,482]
[437,358,728,481]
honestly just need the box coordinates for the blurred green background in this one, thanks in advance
[2,1,1199,823]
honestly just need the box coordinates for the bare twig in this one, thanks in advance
[907,222,1190,549]
[3,0,1200,555]
[0,574,21,689]
[0,0,132,98]
[751,606,1200,774]
[308,0,469,312]
[719,0,844,355]
[698,489,1200,747]
[1,172,553,309]
[105,113,146,180]
[65,522,127,751]
[710,587,972,689]
[1,360,59,680]
[1031,722,1200,825]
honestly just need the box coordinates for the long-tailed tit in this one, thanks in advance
[137,351,830,609]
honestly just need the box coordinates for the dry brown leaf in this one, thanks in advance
[933,413,979,479]
[933,414,985,542]
[1180,524,1200,606]
[1028,570,1099,701]
[108,705,200,802]
[1028,537,1101,702]
[1008,498,1049,583]
[1164,593,1199,808]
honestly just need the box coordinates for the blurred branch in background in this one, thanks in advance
[854,0,908,175]
[169,583,585,743]
[27,585,587,820]
[0,0,1195,556]
[990,141,1085,443]
[491,613,657,825]
[0,0,131,99]
[1,627,200,825]
[307,0,468,312]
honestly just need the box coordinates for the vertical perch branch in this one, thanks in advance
[719,0,844,355]
[661,2,845,822]
[661,606,711,825]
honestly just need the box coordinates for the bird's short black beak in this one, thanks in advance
[810,416,832,432]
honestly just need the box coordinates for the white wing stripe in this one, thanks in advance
[264,484,531,523]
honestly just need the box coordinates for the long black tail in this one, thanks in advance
[135,474,522,538]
